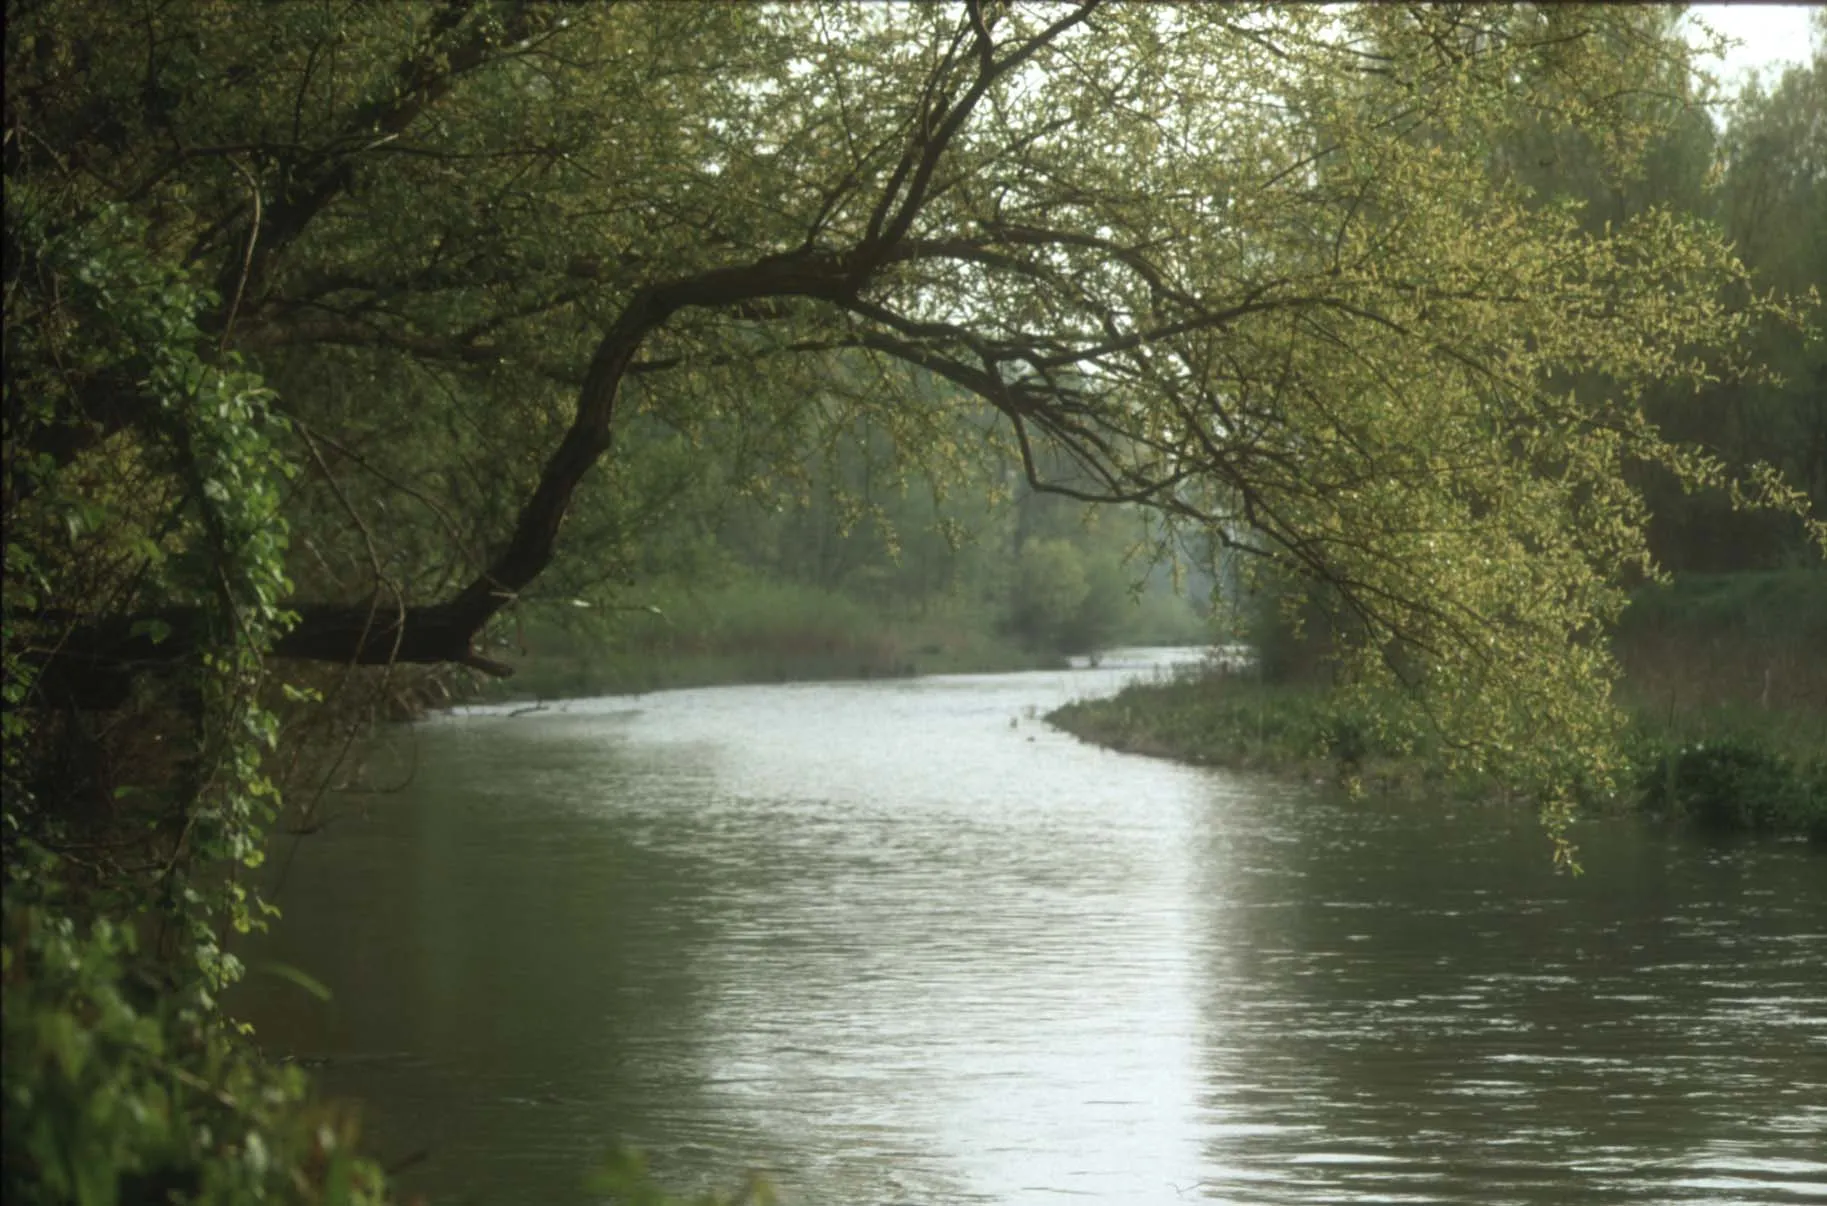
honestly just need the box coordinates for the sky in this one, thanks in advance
[1685,4,1820,84]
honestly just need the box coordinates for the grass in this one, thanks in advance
[1051,571,1827,842]
[468,565,1211,702]
[1613,569,1827,720]
[1614,570,1827,839]
[1048,668,1462,797]
[470,578,1065,701]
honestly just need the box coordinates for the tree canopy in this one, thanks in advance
[12,2,1817,797]
[8,2,1826,1199]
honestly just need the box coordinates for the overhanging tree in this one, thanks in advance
[11,3,1827,1197]
[9,0,1823,803]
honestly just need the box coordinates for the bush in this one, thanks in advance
[1007,539,1090,651]
[1636,736,1827,839]
[2,865,385,1205]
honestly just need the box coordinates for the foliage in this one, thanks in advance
[1056,581,1827,845]
[651,367,1205,663]
[3,868,382,1205]
[1589,22,1827,572]
[9,2,1818,778]
[3,175,374,1202]
[1054,667,1827,844]
[1048,666,1427,790]
[1008,538,1089,651]
[479,575,1061,701]
[1635,738,1827,840]
[1613,569,1827,712]
[6,1,1827,1199]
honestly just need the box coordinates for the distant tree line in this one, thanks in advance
[4,5,1821,1201]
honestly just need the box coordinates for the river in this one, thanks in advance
[230,649,1827,1205]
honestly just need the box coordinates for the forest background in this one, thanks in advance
[3,3,1824,1203]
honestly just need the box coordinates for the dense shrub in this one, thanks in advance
[4,182,386,1204]
[2,870,382,1205]
[1636,737,1827,839]
[1057,668,1827,844]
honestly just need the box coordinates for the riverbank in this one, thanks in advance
[469,575,1205,701]
[473,602,1061,702]
[1049,672,1827,840]
[1049,674,1499,807]
[1051,572,1827,842]
[238,640,1827,1206]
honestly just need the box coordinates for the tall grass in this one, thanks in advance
[1048,664,1451,795]
[1614,570,1827,720]
[473,577,1063,701]
[1051,571,1827,840]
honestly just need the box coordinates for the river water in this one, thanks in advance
[231,650,1827,1205]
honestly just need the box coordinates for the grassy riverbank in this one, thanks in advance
[469,576,1190,701]
[1051,572,1827,842]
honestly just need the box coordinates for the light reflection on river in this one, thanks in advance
[231,650,1827,1205]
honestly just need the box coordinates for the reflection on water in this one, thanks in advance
[231,651,1827,1205]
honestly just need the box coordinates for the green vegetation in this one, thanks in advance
[1053,572,1827,842]
[468,424,1215,701]
[4,184,385,1201]
[1634,737,1827,841]
[1614,571,1827,721]
[1618,571,1827,842]
[478,580,1062,701]
[476,510,1211,701]
[5,3,1825,1202]
[1054,675,1419,787]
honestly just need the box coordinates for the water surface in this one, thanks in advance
[233,652,1827,1204]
